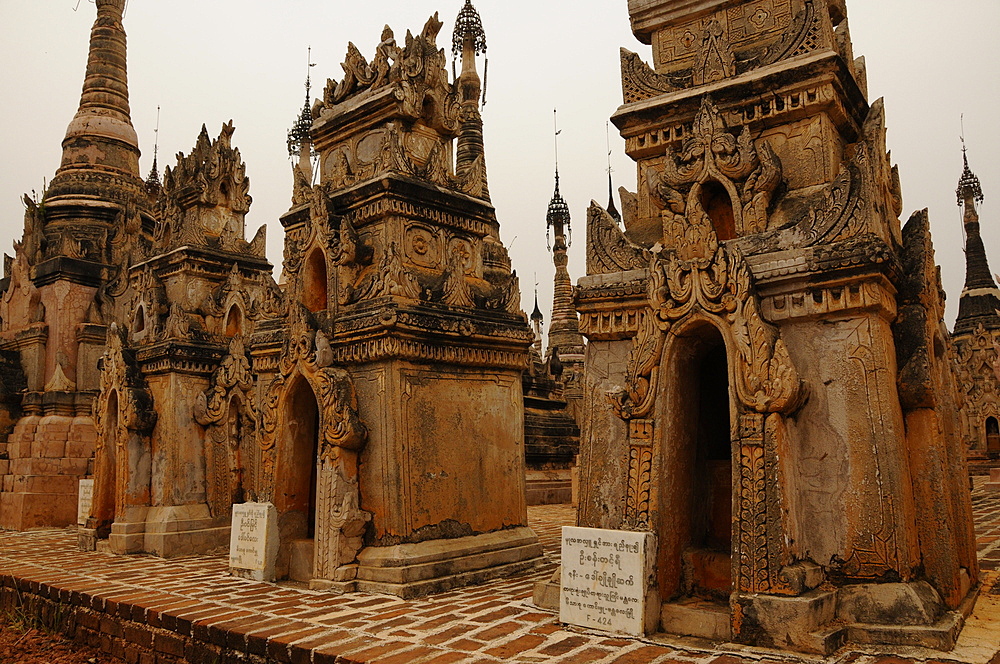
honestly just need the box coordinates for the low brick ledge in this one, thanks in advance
[0,568,490,664]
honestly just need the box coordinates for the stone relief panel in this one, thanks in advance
[624,0,827,104]
[397,368,523,538]
[404,224,443,269]
[193,335,256,518]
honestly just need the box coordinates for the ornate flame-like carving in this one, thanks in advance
[586,202,647,276]
[322,16,459,134]
[194,335,256,516]
[156,122,262,256]
[650,98,781,241]
[610,246,804,419]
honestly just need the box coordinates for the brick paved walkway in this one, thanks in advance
[0,482,998,664]
[972,475,1000,571]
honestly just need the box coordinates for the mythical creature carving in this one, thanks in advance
[649,97,781,242]
[350,242,421,304]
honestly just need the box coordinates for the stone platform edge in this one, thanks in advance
[0,569,420,664]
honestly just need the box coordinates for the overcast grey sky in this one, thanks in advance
[1,1,998,332]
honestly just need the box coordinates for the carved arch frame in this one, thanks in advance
[89,325,156,543]
[258,320,370,581]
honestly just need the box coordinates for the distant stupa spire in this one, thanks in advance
[545,110,584,360]
[954,139,1000,334]
[145,105,162,192]
[606,121,621,223]
[49,0,142,198]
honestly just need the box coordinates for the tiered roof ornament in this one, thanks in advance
[287,48,316,159]
[546,171,572,249]
[956,146,984,206]
[452,0,487,58]
[546,111,571,249]
[954,142,1000,334]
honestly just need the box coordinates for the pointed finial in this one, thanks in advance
[530,285,543,323]
[553,109,561,182]
[306,46,316,101]
[606,121,621,223]
[957,121,984,207]
[287,47,316,158]
[145,105,161,191]
[452,0,487,57]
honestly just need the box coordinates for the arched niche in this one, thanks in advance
[699,180,736,241]
[656,320,733,603]
[224,304,243,338]
[302,247,328,313]
[986,416,1000,456]
[275,374,320,533]
[134,305,146,335]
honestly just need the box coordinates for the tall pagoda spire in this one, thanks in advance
[545,115,584,362]
[49,0,142,199]
[954,144,1000,334]
[452,0,490,200]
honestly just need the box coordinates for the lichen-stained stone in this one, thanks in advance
[567,0,980,653]
[249,4,540,595]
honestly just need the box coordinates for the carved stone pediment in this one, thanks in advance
[648,97,782,245]
[319,16,459,135]
[157,122,261,256]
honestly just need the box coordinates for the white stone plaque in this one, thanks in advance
[77,479,94,526]
[560,526,655,636]
[229,502,279,582]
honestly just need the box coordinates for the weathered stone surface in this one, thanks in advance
[564,0,979,652]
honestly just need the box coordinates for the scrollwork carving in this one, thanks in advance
[586,202,647,275]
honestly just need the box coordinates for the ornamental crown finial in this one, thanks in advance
[452,0,487,57]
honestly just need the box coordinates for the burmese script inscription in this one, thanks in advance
[229,502,278,581]
[77,479,94,526]
[560,526,654,636]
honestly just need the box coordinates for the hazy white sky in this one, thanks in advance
[0,0,997,331]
